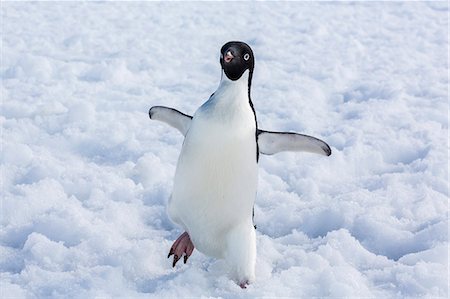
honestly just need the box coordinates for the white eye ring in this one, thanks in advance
[243,53,250,61]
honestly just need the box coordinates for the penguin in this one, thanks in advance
[148,41,331,288]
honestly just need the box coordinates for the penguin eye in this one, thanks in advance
[243,53,250,61]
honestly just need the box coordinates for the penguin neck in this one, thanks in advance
[199,69,256,123]
[215,69,251,106]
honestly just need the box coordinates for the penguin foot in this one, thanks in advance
[168,231,194,267]
[239,280,249,289]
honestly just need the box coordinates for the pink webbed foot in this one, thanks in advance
[168,231,195,267]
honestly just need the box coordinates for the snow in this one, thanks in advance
[1,1,448,298]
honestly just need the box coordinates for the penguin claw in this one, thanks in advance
[172,255,179,267]
[167,248,174,258]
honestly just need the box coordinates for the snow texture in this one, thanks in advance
[1,1,448,298]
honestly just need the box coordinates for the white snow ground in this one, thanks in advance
[1,1,448,298]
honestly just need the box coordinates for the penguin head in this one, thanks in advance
[220,41,254,81]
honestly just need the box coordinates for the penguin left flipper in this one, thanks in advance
[149,106,192,136]
[257,129,332,156]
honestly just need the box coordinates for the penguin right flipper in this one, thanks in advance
[149,106,192,136]
[257,129,332,156]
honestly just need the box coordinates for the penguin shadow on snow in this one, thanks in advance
[147,41,332,288]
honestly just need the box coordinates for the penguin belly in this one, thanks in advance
[168,108,258,259]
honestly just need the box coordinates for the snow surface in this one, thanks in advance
[1,1,448,298]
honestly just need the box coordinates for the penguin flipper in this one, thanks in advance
[149,106,192,136]
[257,129,332,156]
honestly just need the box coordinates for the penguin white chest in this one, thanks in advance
[169,74,257,257]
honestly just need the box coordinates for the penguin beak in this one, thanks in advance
[224,50,234,63]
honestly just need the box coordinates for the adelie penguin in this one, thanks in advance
[149,41,331,288]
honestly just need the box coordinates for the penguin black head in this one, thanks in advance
[220,41,254,81]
